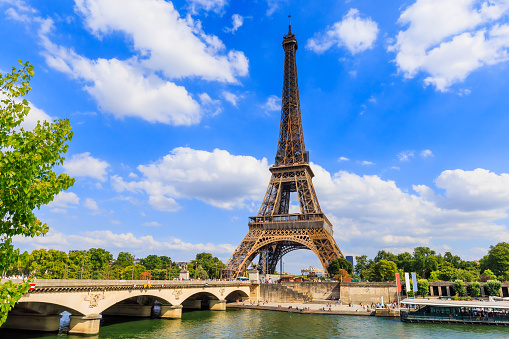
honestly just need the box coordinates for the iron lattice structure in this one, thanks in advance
[224,18,344,279]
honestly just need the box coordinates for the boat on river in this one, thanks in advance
[400,298,509,326]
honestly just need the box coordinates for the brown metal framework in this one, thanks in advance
[224,17,344,279]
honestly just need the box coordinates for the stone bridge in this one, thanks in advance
[1,279,257,335]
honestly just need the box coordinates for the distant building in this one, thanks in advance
[346,256,354,269]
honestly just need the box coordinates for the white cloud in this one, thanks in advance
[222,91,239,106]
[83,198,99,211]
[390,0,509,91]
[307,9,379,54]
[421,149,434,158]
[261,95,281,113]
[398,150,415,161]
[338,157,350,162]
[360,160,374,166]
[13,228,236,254]
[225,14,243,33]
[74,0,248,82]
[47,191,80,213]
[266,0,287,16]
[42,44,202,125]
[186,0,228,14]
[432,168,509,211]
[142,221,161,227]
[63,152,110,181]
[112,147,270,210]
[311,164,509,249]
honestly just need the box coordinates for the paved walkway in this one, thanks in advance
[227,301,376,316]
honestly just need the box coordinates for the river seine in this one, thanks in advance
[7,309,509,338]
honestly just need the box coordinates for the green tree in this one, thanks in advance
[116,252,134,267]
[375,260,398,282]
[374,250,397,263]
[141,255,162,270]
[88,248,113,279]
[27,249,67,278]
[328,258,353,276]
[413,247,439,279]
[480,242,509,277]
[479,269,497,282]
[0,61,74,325]
[190,253,224,279]
[452,279,466,297]
[417,279,429,297]
[195,265,209,280]
[395,252,413,273]
[469,282,481,297]
[355,255,373,278]
[485,280,502,296]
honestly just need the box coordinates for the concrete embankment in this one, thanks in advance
[227,302,375,316]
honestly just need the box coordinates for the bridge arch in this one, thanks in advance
[12,301,84,316]
[225,289,250,303]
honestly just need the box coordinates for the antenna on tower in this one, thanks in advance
[288,13,291,33]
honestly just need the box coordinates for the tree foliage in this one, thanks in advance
[328,258,353,276]
[469,282,481,297]
[0,61,74,325]
[480,242,509,278]
[485,280,502,296]
[190,253,224,279]
[452,279,466,297]
[417,279,429,297]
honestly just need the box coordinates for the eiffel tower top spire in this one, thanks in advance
[275,17,307,166]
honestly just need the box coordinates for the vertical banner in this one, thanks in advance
[404,272,410,294]
[395,273,402,293]
[412,272,418,293]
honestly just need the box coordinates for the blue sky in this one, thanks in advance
[2,0,509,274]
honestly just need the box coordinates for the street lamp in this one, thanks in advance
[107,259,116,280]
[131,256,140,280]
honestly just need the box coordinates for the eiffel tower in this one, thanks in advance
[224,17,344,279]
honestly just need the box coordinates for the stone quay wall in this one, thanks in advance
[260,282,398,304]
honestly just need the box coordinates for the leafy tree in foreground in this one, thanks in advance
[0,61,74,325]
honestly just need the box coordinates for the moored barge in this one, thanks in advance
[400,298,509,326]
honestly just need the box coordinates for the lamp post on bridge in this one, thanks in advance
[107,259,116,280]
[131,256,140,280]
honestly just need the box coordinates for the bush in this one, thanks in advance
[469,282,481,297]
[417,279,429,297]
[451,295,460,300]
[452,279,466,296]
[485,280,502,296]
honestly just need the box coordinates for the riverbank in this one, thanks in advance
[227,301,375,316]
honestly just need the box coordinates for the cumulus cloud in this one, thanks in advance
[225,14,243,33]
[74,0,248,82]
[360,160,374,166]
[310,164,509,251]
[112,147,270,210]
[338,157,350,162]
[13,228,236,254]
[47,191,80,213]
[11,0,249,125]
[63,152,110,181]
[261,95,281,113]
[307,9,379,54]
[390,0,509,91]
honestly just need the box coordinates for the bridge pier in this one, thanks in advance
[209,300,226,311]
[160,305,182,319]
[2,313,61,332]
[102,304,153,317]
[69,314,102,335]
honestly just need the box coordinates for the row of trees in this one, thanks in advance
[351,243,509,283]
[6,248,225,281]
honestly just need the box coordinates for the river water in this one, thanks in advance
[5,309,509,339]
